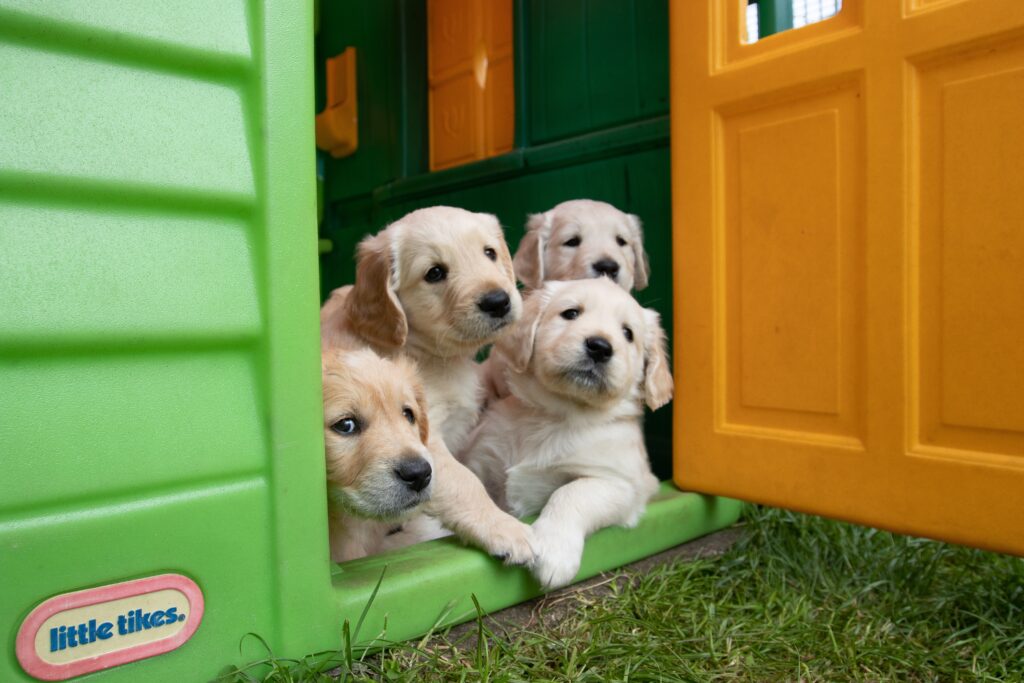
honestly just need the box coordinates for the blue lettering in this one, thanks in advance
[46,605,181,652]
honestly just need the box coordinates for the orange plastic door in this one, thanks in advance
[427,0,514,171]
[672,0,1024,555]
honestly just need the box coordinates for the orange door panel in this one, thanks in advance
[428,0,514,171]
[672,0,1024,554]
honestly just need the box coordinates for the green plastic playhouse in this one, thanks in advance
[1,1,741,680]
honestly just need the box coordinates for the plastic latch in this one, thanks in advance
[315,47,358,158]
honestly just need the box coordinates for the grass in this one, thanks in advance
[217,506,1024,682]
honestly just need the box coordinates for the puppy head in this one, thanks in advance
[513,199,650,292]
[496,279,673,410]
[348,207,522,356]
[322,348,434,520]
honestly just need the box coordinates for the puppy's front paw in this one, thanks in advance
[484,516,536,566]
[530,524,584,590]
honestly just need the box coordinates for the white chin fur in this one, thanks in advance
[455,313,513,344]
[329,482,428,522]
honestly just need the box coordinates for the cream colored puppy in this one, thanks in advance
[323,348,447,561]
[460,279,674,589]
[513,199,650,292]
[321,206,535,564]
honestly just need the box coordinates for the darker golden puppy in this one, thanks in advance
[323,348,446,562]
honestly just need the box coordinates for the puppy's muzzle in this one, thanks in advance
[393,455,432,492]
[477,289,512,319]
[584,336,614,364]
[592,259,620,281]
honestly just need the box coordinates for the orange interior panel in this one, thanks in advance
[672,0,1024,555]
[428,0,514,171]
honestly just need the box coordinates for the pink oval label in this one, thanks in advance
[16,574,204,681]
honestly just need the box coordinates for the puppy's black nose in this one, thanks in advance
[585,336,614,363]
[593,259,620,280]
[394,457,432,492]
[478,289,511,318]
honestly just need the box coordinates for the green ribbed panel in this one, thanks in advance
[0,2,332,680]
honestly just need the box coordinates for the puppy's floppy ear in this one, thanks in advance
[642,308,673,411]
[626,214,650,291]
[414,382,430,445]
[513,212,551,289]
[488,217,517,284]
[348,229,408,349]
[494,286,551,373]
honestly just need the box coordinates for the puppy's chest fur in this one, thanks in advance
[416,358,483,454]
[470,397,655,517]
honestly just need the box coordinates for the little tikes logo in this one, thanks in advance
[47,605,186,652]
[16,574,204,681]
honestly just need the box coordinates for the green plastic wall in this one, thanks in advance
[0,3,740,679]
[315,1,427,202]
[0,1,338,680]
[525,0,669,144]
[318,0,674,477]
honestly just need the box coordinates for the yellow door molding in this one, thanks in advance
[673,0,1024,554]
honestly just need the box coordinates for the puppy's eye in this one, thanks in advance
[402,406,416,424]
[616,236,627,247]
[331,417,361,436]
[424,265,448,283]
[560,308,580,320]
[484,247,497,261]
[563,236,581,247]
[623,325,634,343]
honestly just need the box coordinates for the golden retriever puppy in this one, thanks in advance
[459,279,674,589]
[321,206,535,564]
[513,199,650,292]
[323,348,447,562]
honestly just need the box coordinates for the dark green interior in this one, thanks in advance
[315,0,673,478]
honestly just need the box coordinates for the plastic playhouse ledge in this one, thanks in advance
[369,116,669,207]
[330,483,741,645]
